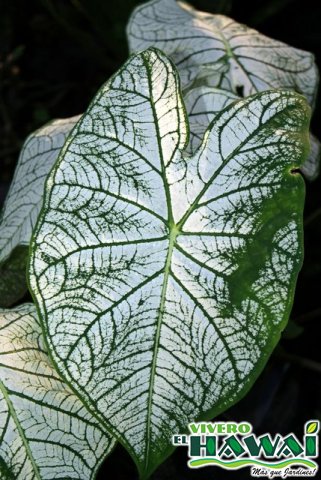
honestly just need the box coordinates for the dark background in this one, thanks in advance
[0,0,320,478]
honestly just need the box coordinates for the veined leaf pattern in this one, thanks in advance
[0,304,115,479]
[185,86,319,180]
[0,116,80,307]
[185,86,238,153]
[29,48,310,478]
[127,0,318,104]
[127,0,319,181]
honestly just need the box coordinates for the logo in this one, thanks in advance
[173,420,319,477]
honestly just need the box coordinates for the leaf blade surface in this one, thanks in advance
[127,0,318,104]
[0,304,115,480]
[29,48,310,477]
[0,116,80,307]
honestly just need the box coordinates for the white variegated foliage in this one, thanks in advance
[185,86,319,180]
[185,86,238,152]
[0,304,115,479]
[127,0,318,104]
[29,49,309,477]
[127,0,320,181]
[0,116,80,307]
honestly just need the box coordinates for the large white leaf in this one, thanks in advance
[0,304,115,479]
[127,0,318,105]
[29,48,310,478]
[0,116,80,307]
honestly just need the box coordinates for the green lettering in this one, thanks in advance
[218,436,245,457]
[189,423,200,434]
[277,435,304,456]
[190,436,217,456]
[305,436,317,457]
[244,435,281,457]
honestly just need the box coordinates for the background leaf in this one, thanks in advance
[0,303,116,479]
[127,0,320,181]
[29,48,310,478]
[127,0,318,105]
[184,86,238,152]
[0,116,80,307]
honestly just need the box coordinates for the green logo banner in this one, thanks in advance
[173,420,319,477]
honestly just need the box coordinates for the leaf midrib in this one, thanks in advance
[145,224,178,468]
[142,50,178,469]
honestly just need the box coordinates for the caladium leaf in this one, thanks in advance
[185,86,319,180]
[127,0,320,180]
[127,0,319,105]
[0,116,80,307]
[29,48,310,478]
[0,304,115,479]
